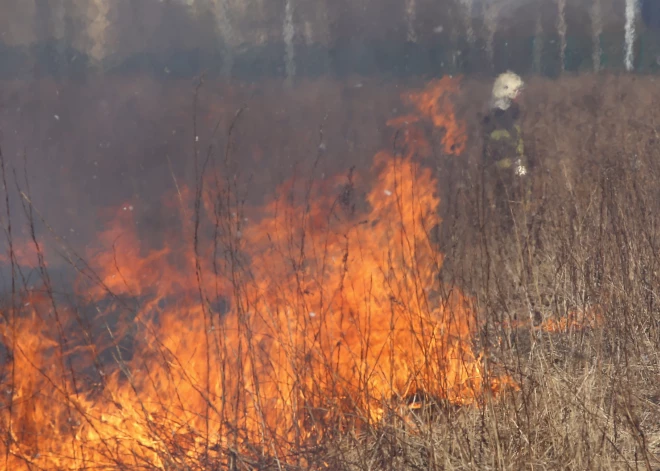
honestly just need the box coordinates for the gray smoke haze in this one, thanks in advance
[0,0,657,285]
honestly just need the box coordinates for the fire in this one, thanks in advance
[1,77,512,468]
[388,76,467,155]
[0,232,48,268]
[539,306,604,333]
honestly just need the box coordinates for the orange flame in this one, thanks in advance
[0,234,48,268]
[540,306,604,333]
[388,76,467,155]
[0,77,513,468]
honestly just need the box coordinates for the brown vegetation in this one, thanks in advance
[1,73,660,469]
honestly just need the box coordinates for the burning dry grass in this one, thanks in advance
[1,74,660,470]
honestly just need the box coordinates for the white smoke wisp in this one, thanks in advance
[483,1,501,69]
[186,0,201,17]
[459,0,474,43]
[283,0,296,84]
[557,0,567,73]
[480,0,535,67]
[405,0,418,43]
[51,0,66,42]
[624,0,637,71]
[467,0,539,19]
[210,0,235,77]
[86,0,110,61]
[591,0,602,72]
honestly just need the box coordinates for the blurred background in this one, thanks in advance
[0,0,657,279]
[1,0,659,78]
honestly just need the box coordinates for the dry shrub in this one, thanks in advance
[2,73,660,470]
[433,73,660,470]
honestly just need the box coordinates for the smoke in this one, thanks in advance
[50,0,67,42]
[459,0,475,43]
[85,0,111,61]
[557,0,567,73]
[283,0,296,83]
[405,0,418,43]
[624,0,637,71]
[483,1,499,69]
[210,0,235,77]
[591,0,602,72]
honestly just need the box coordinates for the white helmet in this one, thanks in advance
[491,71,524,110]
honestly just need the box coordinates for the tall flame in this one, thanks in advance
[1,77,511,468]
[388,77,467,155]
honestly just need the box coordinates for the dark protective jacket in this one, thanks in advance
[481,102,525,172]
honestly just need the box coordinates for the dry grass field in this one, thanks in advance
[1,73,659,470]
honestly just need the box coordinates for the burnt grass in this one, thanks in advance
[2,73,660,469]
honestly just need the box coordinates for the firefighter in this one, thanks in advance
[481,71,527,229]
